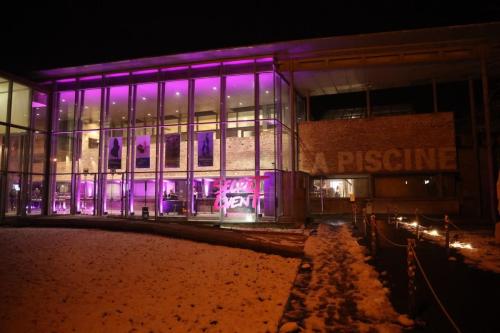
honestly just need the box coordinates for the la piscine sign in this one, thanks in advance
[213,176,268,210]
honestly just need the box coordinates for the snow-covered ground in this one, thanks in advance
[396,220,500,274]
[281,222,413,333]
[0,228,300,333]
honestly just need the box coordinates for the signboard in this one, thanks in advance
[165,133,180,168]
[135,135,151,168]
[299,112,457,175]
[213,176,268,210]
[108,137,122,169]
[198,131,213,167]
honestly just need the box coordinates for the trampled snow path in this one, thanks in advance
[279,222,412,333]
[0,228,300,333]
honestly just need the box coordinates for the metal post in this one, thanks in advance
[481,51,496,223]
[444,214,450,255]
[254,72,260,222]
[305,92,311,121]
[370,214,377,256]
[362,208,367,237]
[415,209,420,240]
[407,238,417,318]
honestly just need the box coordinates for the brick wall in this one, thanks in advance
[299,112,457,175]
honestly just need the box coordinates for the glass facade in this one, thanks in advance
[40,60,297,223]
[0,76,48,219]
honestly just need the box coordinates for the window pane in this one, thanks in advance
[0,125,6,171]
[164,80,188,125]
[226,74,255,123]
[320,178,369,198]
[75,130,100,173]
[5,173,22,215]
[259,73,275,119]
[193,172,221,218]
[164,125,187,171]
[11,83,30,127]
[57,91,76,132]
[194,124,219,172]
[103,129,128,173]
[82,89,101,130]
[260,120,275,170]
[107,86,129,128]
[32,133,47,174]
[53,133,73,174]
[8,128,29,172]
[226,121,254,172]
[0,77,9,123]
[281,78,290,127]
[53,174,72,214]
[29,175,44,215]
[194,77,220,124]
[32,91,48,131]
[135,83,158,126]
[161,173,187,216]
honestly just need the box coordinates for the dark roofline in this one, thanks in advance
[34,21,500,80]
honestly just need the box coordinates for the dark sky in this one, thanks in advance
[2,1,500,77]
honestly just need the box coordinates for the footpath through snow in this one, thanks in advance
[279,222,413,333]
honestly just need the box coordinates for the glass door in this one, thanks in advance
[105,172,125,216]
[76,173,97,215]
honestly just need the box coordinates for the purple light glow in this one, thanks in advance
[132,69,158,75]
[106,72,129,78]
[256,57,273,63]
[56,78,76,83]
[31,101,46,108]
[161,66,189,72]
[80,75,102,81]
[191,63,220,69]
[223,59,254,66]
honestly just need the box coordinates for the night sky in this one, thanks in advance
[2,1,500,78]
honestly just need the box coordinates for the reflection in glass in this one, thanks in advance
[136,83,158,126]
[82,89,101,130]
[0,77,10,123]
[194,77,220,124]
[164,80,188,125]
[11,83,30,127]
[57,91,76,132]
[32,91,48,131]
[107,86,129,128]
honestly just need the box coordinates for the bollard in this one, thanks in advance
[363,213,368,238]
[407,238,417,318]
[370,214,377,256]
[444,215,450,255]
[352,203,357,228]
[415,209,420,241]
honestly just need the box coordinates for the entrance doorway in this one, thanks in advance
[76,173,97,215]
[105,172,126,216]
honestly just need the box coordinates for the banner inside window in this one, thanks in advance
[197,131,213,167]
[135,135,150,168]
[165,133,180,168]
[108,137,122,169]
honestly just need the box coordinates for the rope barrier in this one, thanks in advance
[377,227,408,248]
[420,214,444,223]
[411,244,463,333]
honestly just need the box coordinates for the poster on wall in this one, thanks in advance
[165,133,180,168]
[197,131,213,167]
[135,135,151,168]
[108,137,122,170]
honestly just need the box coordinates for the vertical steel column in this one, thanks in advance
[289,70,296,219]
[220,75,227,223]
[276,73,283,219]
[0,80,13,222]
[128,84,137,216]
[432,79,438,113]
[42,88,55,216]
[468,78,482,217]
[187,79,195,219]
[24,89,35,216]
[157,82,165,218]
[254,72,260,222]
[70,89,84,215]
[97,86,109,216]
[481,52,496,223]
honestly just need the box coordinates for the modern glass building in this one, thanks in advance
[1,22,499,224]
[1,59,303,223]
